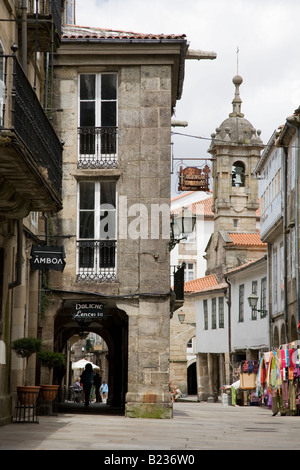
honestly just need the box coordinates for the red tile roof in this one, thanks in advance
[172,196,214,218]
[184,274,226,293]
[227,232,266,247]
[62,25,187,41]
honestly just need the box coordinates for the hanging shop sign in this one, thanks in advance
[30,245,66,272]
[72,302,106,321]
[178,165,210,192]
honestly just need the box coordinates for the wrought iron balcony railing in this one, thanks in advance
[76,239,117,282]
[78,127,118,169]
[28,0,62,37]
[2,54,63,198]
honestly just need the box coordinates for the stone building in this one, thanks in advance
[42,23,193,419]
[0,0,63,425]
[0,0,217,424]
[254,108,300,347]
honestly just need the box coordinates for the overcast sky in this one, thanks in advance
[75,0,300,197]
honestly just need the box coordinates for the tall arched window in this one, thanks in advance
[232,161,245,187]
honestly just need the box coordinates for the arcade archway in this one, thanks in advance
[52,298,128,411]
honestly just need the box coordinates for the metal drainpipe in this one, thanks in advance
[286,117,300,336]
[21,0,27,74]
[9,219,22,289]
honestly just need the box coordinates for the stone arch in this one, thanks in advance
[232,161,245,187]
[45,296,129,410]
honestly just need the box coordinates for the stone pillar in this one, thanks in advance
[119,298,172,419]
[196,353,209,401]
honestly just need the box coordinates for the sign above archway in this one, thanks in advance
[72,302,106,321]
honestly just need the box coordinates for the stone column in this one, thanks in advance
[119,298,172,419]
[196,353,209,401]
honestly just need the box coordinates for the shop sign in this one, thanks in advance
[30,245,66,272]
[178,165,210,192]
[72,302,106,320]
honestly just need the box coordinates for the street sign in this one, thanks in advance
[178,165,210,192]
[30,245,66,272]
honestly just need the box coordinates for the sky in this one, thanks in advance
[75,0,300,197]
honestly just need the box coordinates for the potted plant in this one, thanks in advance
[37,350,65,402]
[11,337,42,405]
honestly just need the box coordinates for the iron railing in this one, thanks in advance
[28,0,62,37]
[78,126,118,169]
[8,55,63,197]
[76,240,117,282]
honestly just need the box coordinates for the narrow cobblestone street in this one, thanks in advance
[0,401,299,451]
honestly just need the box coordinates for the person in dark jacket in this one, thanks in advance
[93,370,102,403]
[80,363,94,406]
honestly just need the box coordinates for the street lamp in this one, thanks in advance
[247,293,267,315]
[178,312,196,327]
[169,207,196,251]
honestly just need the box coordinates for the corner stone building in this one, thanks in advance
[46,25,189,418]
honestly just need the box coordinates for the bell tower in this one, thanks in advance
[205,76,265,276]
[208,75,264,235]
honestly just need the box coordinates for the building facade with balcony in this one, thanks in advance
[254,111,300,348]
[0,0,63,425]
[39,23,191,418]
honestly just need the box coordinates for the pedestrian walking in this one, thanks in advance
[100,381,108,402]
[93,371,102,403]
[80,363,94,406]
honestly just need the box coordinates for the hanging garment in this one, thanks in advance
[282,381,289,409]
[281,349,286,368]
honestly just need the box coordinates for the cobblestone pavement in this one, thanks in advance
[0,400,299,451]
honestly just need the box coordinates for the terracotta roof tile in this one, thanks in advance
[184,274,225,293]
[171,197,213,218]
[62,25,187,41]
[227,232,266,246]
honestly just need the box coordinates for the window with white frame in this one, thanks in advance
[238,284,244,322]
[260,277,267,318]
[218,297,224,328]
[251,280,258,320]
[211,298,217,329]
[184,262,195,282]
[78,73,118,169]
[77,181,117,282]
[203,299,208,330]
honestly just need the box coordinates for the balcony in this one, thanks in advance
[20,0,62,53]
[0,54,63,218]
[76,240,117,282]
[78,127,118,169]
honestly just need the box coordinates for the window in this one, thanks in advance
[65,0,75,24]
[184,262,195,282]
[218,297,224,328]
[232,161,245,187]
[77,181,117,282]
[238,284,244,322]
[251,281,258,320]
[212,298,217,329]
[78,73,118,168]
[187,337,195,354]
[260,277,267,318]
[203,300,208,330]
